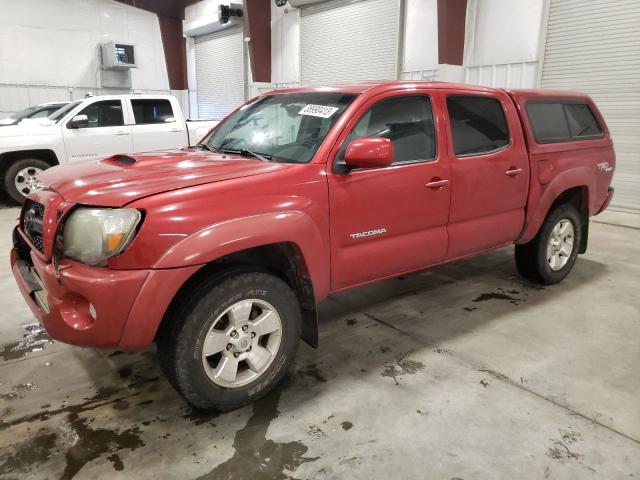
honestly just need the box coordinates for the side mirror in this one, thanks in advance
[344,137,394,170]
[68,114,89,129]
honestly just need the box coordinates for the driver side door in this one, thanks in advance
[327,91,451,290]
[62,99,133,163]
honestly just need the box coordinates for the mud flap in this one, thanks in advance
[300,305,319,348]
[579,217,589,254]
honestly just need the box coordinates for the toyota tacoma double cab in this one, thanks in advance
[0,94,218,203]
[11,81,615,411]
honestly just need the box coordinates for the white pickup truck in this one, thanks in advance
[0,94,219,203]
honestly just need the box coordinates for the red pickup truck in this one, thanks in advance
[11,81,615,410]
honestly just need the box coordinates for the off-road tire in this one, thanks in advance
[515,203,583,285]
[157,268,301,411]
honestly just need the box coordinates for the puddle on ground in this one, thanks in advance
[470,287,528,307]
[381,351,425,385]
[198,386,319,480]
[182,407,219,427]
[60,413,145,479]
[298,363,327,383]
[0,383,38,401]
[340,421,353,431]
[1,323,53,361]
[0,385,147,478]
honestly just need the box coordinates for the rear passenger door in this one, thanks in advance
[442,91,529,258]
[129,98,187,152]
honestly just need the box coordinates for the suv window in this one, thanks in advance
[77,100,124,128]
[339,96,436,164]
[526,103,570,142]
[565,104,602,139]
[446,96,510,156]
[526,101,602,143]
[132,99,175,124]
[31,106,61,119]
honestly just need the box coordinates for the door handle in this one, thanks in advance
[505,168,523,177]
[169,128,182,133]
[425,179,449,189]
[115,130,130,136]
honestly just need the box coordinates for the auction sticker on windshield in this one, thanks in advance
[299,104,340,118]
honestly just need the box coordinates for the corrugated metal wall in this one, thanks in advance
[541,0,640,212]
[195,26,245,120]
[300,0,401,85]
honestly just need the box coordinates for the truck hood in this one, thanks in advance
[0,123,57,139]
[38,149,293,206]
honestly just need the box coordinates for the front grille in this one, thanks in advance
[22,200,45,253]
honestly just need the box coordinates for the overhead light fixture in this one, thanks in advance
[275,0,288,6]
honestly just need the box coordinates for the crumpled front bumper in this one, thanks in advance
[11,229,200,351]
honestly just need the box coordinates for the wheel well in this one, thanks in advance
[156,242,319,348]
[550,186,589,254]
[0,150,59,180]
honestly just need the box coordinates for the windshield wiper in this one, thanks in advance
[222,148,272,162]
[195,143,219,153]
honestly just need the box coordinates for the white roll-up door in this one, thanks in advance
[300,0,401,85]
[195,26,245,120]
[541,0,640,212]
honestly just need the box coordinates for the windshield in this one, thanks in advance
[203,92,357,164]
[6,107,37,121]
[48,101,81,123]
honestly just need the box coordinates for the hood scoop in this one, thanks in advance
[102,154,137,166]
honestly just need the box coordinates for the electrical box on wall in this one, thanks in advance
[101,42,137,69]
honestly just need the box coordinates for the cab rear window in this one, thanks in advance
[526,101,602,144]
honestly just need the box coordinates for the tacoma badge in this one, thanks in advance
[350,228,387,240]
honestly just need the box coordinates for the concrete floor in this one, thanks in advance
[0,202,638,480]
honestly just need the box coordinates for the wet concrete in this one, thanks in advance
[0,203,639,479]
[1,323,53,362]
[198,386,318,480]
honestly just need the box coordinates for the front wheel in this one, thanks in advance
[4,158,49,204]
[157,269,301,411]
[515,204,583,285]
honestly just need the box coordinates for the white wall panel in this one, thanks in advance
[271,2,301,84]
[541,0,640,212]
[464,0,544,66]
[464,62,539,89]
[0,0,169,116]
[185,0,228,21]
[403,0,438,73]
[400,70,439,81]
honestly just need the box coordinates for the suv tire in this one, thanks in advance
[515,203,583,285]
[4,158,50,204]
[157,268,301,411]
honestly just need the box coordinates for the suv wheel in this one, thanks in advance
[157,269,301,411]
[515,204,583,285]
[4,158,49,204]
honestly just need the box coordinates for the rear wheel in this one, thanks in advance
[157,269,301,411]
[4,158,49,204]
[515,204,583,285]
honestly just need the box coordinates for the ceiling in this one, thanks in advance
[115,0,202,19]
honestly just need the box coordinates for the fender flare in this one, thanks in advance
[153,210,330,300]
[517,167,594,244]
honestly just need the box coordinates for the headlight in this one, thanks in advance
[63,208,142,266]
